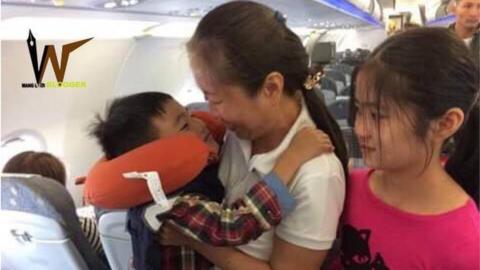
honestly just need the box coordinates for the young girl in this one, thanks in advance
[338,27,479,269]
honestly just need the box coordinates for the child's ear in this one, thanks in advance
[432,108,464,140]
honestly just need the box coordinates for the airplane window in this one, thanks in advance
[0,130,47,171]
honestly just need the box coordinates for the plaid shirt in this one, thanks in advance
[159,180,283,270]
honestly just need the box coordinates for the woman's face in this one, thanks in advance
[190,57,273,141]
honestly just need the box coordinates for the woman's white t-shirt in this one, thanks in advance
[218,100,346,261]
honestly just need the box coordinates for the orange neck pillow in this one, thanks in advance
[83,112,225,209]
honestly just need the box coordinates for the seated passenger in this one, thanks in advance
[88,92,333,269]
[2,151,106,263]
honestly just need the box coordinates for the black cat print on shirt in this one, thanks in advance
[340,224,390,270]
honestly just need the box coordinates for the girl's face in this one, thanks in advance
[190,56,276,141]
[353,71,430,171]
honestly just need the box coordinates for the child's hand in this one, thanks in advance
[287,127,334,164]
[157,221,194,247]
[273,127,334,186]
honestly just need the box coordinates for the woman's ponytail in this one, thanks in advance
[301,74,349,178]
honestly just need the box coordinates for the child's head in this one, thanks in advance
[353,27,479,201]
[90,92,219,160]
[3,151,67,186]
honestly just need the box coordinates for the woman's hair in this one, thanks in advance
[90,92,173,160]
[187,1,348,175]
[352,27,479,205]
[3,151,67,186]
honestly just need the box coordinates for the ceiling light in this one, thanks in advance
[52,0,64,6]
[104,2,117,8]
[1,17,157,40]
[291,27,317,36]
[145,21,198,38]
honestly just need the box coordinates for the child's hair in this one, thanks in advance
[90,92,173,160]
[187,1,348,176]
[3,151,67,186]
[352,27,479,205]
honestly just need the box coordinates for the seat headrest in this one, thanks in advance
[1,175,68,222]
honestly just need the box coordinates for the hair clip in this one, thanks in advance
[274,11,287,24]
[303,71,323,90]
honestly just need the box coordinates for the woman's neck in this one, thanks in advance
[251,97,301,155]
[370,159,469,214]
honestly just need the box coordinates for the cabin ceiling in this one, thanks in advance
[378,0,393,9]
[380,0,424,10]
[2,0,374,29]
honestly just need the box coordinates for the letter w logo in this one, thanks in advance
[27,30,93,84]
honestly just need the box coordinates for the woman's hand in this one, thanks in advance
[273,127,334,185]
[157,221,194,247]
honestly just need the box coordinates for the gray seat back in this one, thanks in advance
[1,174,108,270]
[327,98,350,123]
[320,77,338,94]
[322,90,337,106]
[98,211,133,270]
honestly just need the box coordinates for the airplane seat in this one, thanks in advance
[345,74,352,85]
[331,63,354,75]
[1,174,108,270]
[312,85,325,100]
[98,211,133,270]
[335,81,346,94]
[319,89,336,106]
[335,52,343,62]
[330,64,354,85]
[340,126,362,159]
[186,102,209,112]
[340,126,364,168]
[325,69,347,91]
[325,69,347,83]
[320,77,338,95]
[340,85,351,97]
[327,98,350,127]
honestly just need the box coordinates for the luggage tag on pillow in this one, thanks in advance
[123,171,175,231]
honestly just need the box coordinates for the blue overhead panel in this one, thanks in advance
[2,0,380,29]
[424,0,456,26]
[427,15,455,26]
[314,0,383,27]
